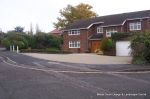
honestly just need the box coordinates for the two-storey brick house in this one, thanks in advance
[62,10,150,53]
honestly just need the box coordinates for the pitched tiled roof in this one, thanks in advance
[64,10,150,30]
[49,29,61,34]
[89,34,103,40]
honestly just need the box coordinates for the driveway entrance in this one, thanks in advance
[23,53,132,64]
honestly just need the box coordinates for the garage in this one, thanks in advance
[116,41,131,56]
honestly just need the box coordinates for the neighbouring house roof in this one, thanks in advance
[89,34,103,40]
[49,29,62,34]
[64,10,150,30]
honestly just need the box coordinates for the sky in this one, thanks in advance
[0,0,150,33]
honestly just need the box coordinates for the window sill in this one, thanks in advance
[129,29,141,31]
[69,47,80,48]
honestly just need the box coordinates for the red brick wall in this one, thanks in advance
[123,19,150,33]
[62,29,89,53]
[80,29,88,52]
[102,18,150,37]
[63,18,150,53]
[142,18,150,32]
[62,31,69,51]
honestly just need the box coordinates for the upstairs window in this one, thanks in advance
[97,26,103,33]
[69,30,80,35]
[106,29,117,37]
[129,22,141,31]
[69,41,80,48]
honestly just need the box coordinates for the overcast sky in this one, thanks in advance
[0,0,150,33]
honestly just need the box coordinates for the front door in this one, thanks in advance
[91,40,101,53]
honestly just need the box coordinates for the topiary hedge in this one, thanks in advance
[101,38,115,56]
[131,32,150,64]
[101,38,113,51]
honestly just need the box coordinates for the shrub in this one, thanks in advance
[0,33,6,45]
[111,32,131,42]
[101,38,113,51]
[131,32,150,64]
[1,38,11,49]
[45,48,60,53]
[2,32,30,49]
[1,29,63,51]
[20,47,61,53]
[94,48,103,55]
[34,33,63,49]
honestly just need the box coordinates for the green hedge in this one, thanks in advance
[20,48,72,54]
[131,32,150,64]
[111,32,131,42]
[101,38,113,51]
[1,32,63,50]
[20,48,60,53]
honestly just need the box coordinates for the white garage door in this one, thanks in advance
[116,41,131,56]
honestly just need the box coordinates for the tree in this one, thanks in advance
[28,23,33,35]
[0,28,2,33]
[53,3,98,29]
[14,26,24,32]
[131,33,150,64]
[33,33,62,49]
[1,32,29,49]
[0,32,6,45]
[35,24,41,34]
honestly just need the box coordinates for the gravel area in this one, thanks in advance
[23,53,132,65]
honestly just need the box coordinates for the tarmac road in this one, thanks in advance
[0,51,150,99]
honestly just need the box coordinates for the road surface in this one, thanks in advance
[0,51,150,99]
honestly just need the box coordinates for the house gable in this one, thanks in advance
[62,10,150,53]
[63,10,150,31]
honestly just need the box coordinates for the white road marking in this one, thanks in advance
[33,62,46,68]
[48,61,62,65]
[111,73,150,84]
[6,57,17,64]
[48,61,96,71]
[1,56,150,74]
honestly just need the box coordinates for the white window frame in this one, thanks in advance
[68,30,80,35]
[129,22,141,31]
[97,26,103,33]
[106,29,117,37]
[69,41,80,48]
